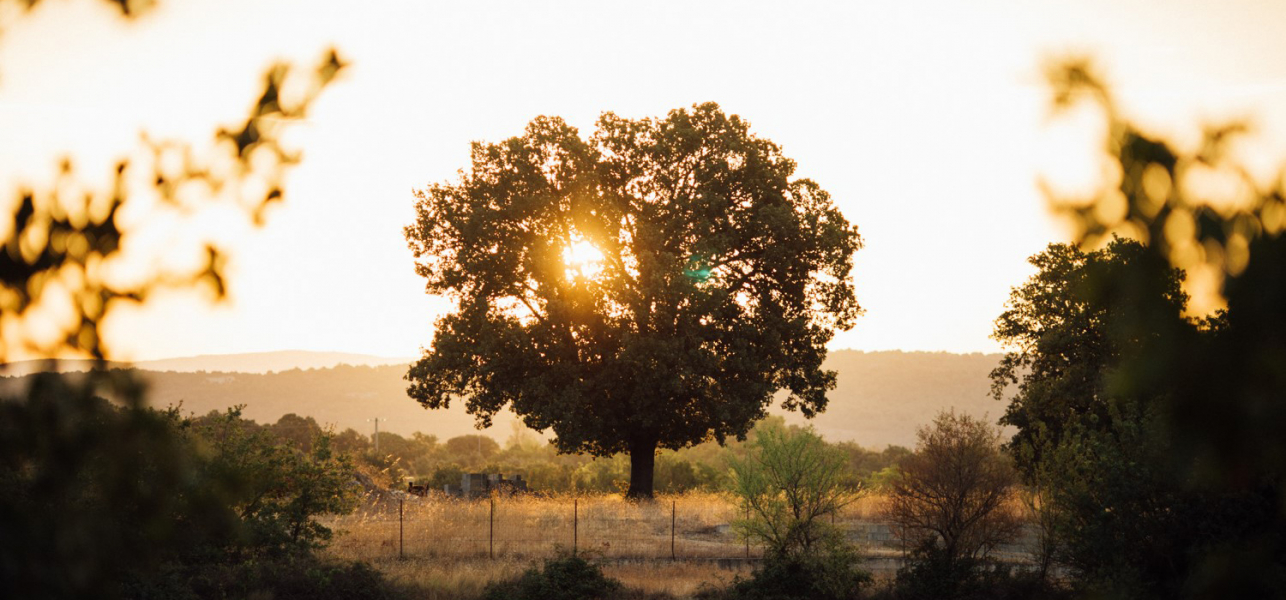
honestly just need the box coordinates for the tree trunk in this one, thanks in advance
[625,439,657,500]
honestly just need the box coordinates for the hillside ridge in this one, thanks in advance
[0,349,1008,449]
[0,349,412,376]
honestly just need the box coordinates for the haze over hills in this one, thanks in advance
[0,350,1008,449]
[778,350,1007,447]
[132,350,414,374]
[0,350,412,376]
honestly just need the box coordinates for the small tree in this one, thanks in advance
[727,423,860,558]
[722,423,869,600]
[886,411,1019,570]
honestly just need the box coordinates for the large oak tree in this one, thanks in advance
[404,103,861,498]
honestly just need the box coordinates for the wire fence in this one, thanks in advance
[324,493,949,563]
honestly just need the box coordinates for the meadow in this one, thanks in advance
[325,491,904,561]
[321,491,1033,598]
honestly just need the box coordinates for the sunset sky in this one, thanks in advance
[2,0,1285,361]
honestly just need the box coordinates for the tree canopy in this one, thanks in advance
[405,102,862,498]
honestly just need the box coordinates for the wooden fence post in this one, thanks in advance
[399,497,404,559]
[489,496,495,560]
[671,500,676,560]
[745,505,750,559]
[573,498,579,557]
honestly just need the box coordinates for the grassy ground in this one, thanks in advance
[320,492,1028,599]
[321,491,764,598]
[324,491,897,562]
[337,554,755,600]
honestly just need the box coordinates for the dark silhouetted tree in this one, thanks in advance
[405,102,862,498]
[271,413,323,452]
[886,411,1019,576]
[992,240,1277,598]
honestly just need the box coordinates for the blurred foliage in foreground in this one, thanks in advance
[0,1,373,597]
[0,380,362,597]
[987,59,1286,599]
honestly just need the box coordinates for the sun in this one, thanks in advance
[563,236,605,280]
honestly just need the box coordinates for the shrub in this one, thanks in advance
[699,537,870,600]
[888,545,1072,600]
[885,411,1019,574]
[713,424,871,600]
[188,407,361,557]
[483,553,622,600]
[0,383,363,598]
[726,424,861,558]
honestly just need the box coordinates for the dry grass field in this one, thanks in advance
[319,492,934,598]
[323,491,902,562]
[334,554,755,599]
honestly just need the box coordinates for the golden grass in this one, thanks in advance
[320,491,1026,597]
[340,554,756,600]
[323,491,921,563]
[322,491,849,598]
[603,560,753,598]
[326,491,778,562]
[351,556,528,600]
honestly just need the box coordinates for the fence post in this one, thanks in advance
[489,496,495,560]
[745,506,750,559]
[399,497,404,560]
[671,500,676,560]
[573,498,579,557]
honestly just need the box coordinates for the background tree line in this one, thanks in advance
[255,413,910,496]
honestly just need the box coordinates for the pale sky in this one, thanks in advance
[2,0,1285,361]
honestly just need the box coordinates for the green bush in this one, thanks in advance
[189,408,360,557]
[483,553,622,600]
[710,423,871,600]
[726,424,860,558]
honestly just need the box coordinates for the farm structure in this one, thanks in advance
[406,473,528,498]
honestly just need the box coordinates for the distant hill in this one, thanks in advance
[132,350,412,374]
[0,350,1008,449]
[0,350,411,376]
[777,350,1007,448]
